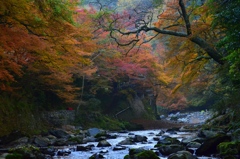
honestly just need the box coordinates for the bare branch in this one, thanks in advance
[179,0,192,35]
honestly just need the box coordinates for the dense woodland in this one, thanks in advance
[0,0,240,136]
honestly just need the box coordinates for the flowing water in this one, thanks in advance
[52,129,218,159]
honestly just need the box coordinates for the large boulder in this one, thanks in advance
[196,134,231,156]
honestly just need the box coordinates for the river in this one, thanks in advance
[52,128,218,159]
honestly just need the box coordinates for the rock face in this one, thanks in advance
[116,96,148,120]
[42,110,75,127]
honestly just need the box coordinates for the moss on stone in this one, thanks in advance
[217,141,240,156]
[5,153,23,159]
[136,150,159,159]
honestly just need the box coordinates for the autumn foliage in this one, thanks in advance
[0,0,97,104]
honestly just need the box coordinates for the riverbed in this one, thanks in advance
[52,129,218,159]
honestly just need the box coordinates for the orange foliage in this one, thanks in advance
[0,0,98,103]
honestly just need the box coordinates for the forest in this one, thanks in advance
[0,0,240,136]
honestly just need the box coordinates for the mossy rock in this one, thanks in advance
[94,132,107,138]
[128,149,159,159]
[68,136,83,144]
[136,150,159,159]
[124,154,130,159]
[155,136,180,146]
[217,141,240,156]
[9,144,42,159]
[5,153,23,159]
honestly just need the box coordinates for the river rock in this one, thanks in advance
[57,149,71,156]
[196,134,231,156]
[89,153,104,159]
[186,142,201,149]
[97,140,111,147]
[87,128,101,136]
[76,145,92,151]
[33,136,49,147]
[180,125,199,132]
[113,146,126,151]
[153,137,160,141]
[181,137,204,145]
[48,129,70,138]
[10,137,29,146]
[156,130,165,136]
[168,150,197,159]
[53,138,68,146]
[158,144,185,156]
[156,136,180,145]
[126,148,159,159]
[83,136,96,143]
[197,129,222,138]
[40,147,55,156]
[166,128,179,134]
[118,138,135,145]
[133,135,147,142]
[61,125,76,132]
[9,144,45,159]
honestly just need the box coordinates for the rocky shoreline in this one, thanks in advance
[0,111,240,159]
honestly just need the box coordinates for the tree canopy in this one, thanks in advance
[0,0,240,113]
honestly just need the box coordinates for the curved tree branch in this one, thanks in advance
[109,0,224,65]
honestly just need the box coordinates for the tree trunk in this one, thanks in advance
[190,36,224,65]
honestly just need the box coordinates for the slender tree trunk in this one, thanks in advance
[77,75,85,113]
[152,94,158,119]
